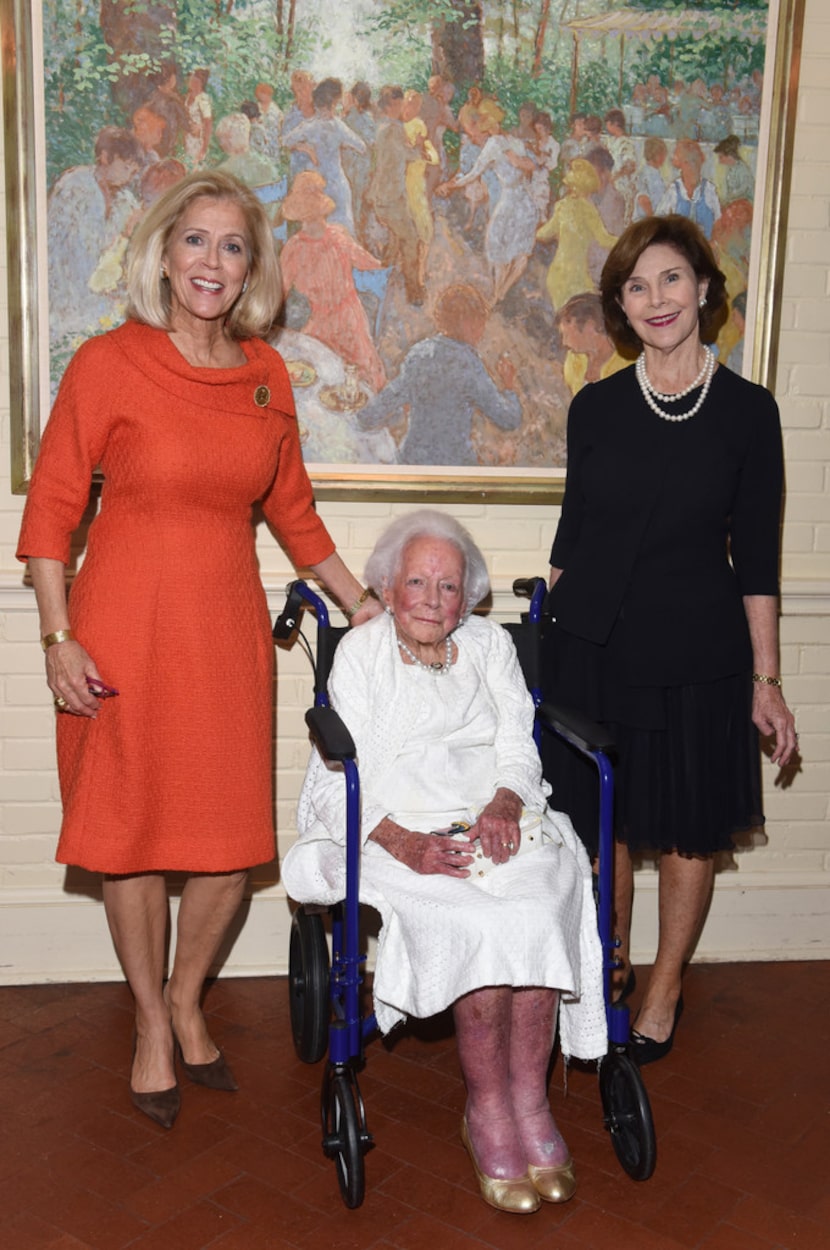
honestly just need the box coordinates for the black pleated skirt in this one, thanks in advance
[540,622,764,860]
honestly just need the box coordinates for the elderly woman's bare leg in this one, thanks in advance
[102,872,174,1094]
[453,986,526,1177]
[508,988,569,1164]
[508,987,575,1201]
[165,870,248,1065]
[454,986,541,1213]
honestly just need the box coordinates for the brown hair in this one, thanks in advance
[94,125,143,165]
[714,133,742,159]
[351,81,372,109]
[312,77,343,111]
[555,291,605,334]
[604,108,626,131]
[601,215,727,349]
[433,283,489,339]
[643,136,667,165]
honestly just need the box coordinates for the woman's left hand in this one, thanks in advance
[752,683,798,766]
[470,788,522,865]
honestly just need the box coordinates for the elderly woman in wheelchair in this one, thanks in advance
[282,510,606,1215]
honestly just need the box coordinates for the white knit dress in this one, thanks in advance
[281,612,607,1061]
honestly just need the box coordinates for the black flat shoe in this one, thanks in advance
[176,1042,239,1091]
[630,996,684,1066]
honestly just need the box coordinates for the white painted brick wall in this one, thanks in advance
[1,0,828,979]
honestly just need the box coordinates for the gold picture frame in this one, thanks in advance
[2,0,804,499]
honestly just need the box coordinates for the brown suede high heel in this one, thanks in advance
[175,1041,239,1091]
[130,1083,181,1129]
[130,1034,180,1129]
[163,982,239,1092]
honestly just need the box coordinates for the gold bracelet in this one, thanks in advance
[41,629,75,651]
[343,587,372,620]
[752,673,781,687]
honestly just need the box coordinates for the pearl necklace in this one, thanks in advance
[635,346,715,422]
[396,634,453,675]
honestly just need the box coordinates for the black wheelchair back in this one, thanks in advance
[274,579,656,1208]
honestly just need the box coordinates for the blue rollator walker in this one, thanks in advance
[274,577,656,1209]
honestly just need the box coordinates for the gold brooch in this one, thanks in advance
[254,385,270,407]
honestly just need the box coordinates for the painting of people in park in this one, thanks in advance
[41,0,773,475]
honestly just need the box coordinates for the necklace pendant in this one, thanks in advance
[396,632,454,675]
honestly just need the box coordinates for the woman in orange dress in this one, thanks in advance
[17,171,379,1128]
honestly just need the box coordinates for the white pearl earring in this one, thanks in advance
[699,295,707,308]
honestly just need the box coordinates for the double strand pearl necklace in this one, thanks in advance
[396,633,453,675]
[635,345,715,422]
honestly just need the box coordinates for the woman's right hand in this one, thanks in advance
[370,820,473,877]
[46,640,107,718]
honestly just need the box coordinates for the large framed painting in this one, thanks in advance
[3,0,804,498]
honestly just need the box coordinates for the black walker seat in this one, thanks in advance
[274,579,656,1209]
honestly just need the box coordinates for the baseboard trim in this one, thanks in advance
[1,873,827,985]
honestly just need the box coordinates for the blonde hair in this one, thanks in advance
[126,170,282,339]
[215,113,250,155]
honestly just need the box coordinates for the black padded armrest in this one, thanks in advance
[305,706,356,762]
[538,701,616,755]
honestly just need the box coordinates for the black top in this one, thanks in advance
[548,364,783,686]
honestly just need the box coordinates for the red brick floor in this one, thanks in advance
[0,962,828,1249]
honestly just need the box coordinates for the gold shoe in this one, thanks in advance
[460,1118,540,1214]
[527,1157,577,1203]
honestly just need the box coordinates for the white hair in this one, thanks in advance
[364,510,490,612]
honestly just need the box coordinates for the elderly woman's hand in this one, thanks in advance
[470,788,523,865]
[370,819,474,877]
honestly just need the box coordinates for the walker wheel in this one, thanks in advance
[288,907,330,1063]
[600,1048,657,1180]
[321,1066,372,1208]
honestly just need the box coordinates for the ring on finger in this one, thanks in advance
[53,695,68,709]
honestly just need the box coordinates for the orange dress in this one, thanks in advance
[17,321,335,874]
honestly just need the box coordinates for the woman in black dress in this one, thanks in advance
[543,214,797,1063]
